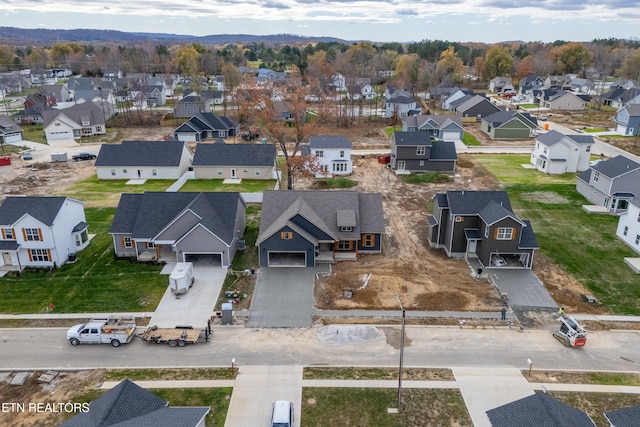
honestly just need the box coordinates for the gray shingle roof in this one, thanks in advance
[483,110,537,128]
[309,135,352,149]
[387,95,415,104]
[404,114,463,130]
[192,142,276,167]
[0,114,22,134]
[429,141,457,160]
[0,196,67,226]
[519,220,539,249]
[95,141,190,167]
[478,200,522,226]
[486,391,595,427]
[59,379,209,427]
[257,190,384,245]
[176,112,239,134]
[42,101,106,127]
[537,130,565,147]
[604,405,640,427]
[109,192,242,244]
[392,131,432,147]
[591,155,640,178]
[445,191,513,216]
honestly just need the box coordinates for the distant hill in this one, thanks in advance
[0,27,349,45]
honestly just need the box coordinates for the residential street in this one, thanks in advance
[1,325,639,372]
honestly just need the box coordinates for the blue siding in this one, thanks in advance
[290,214,334,240]
[258,226,315,267]
[357,233,382,252]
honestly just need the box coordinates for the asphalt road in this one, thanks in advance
[2,325,639,372]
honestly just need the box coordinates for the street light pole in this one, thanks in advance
[396,296,406,411]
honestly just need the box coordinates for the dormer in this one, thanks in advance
[337,209,356,232]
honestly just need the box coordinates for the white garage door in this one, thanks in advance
[442,131,461,140]
[616,123,629,135]
[178,133,197,142]
[268,252,307,267]
[184,253,222,266]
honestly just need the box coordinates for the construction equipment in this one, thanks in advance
[552,315,587,347]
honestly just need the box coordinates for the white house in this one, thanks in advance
[42,102,106,142]
[530,130,594,174]
[303,135,352,177]
[95,140,193,180]
[616,198,640,255]
[385,96,418,119]
[0,196,90,271]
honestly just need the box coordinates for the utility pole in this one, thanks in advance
[395,295,406,411]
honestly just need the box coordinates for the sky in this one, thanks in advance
[2,0,640,43]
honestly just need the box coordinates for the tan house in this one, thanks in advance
[542,90,587,110]
[192,139,277,180]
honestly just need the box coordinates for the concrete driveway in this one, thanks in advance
[149,265,227,328]
[247,268,315,328]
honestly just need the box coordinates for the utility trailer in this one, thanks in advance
[139,325,208,347]
[66,316,137,347]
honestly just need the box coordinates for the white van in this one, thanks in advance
[271,401,294,427]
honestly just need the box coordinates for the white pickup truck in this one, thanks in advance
[66,317,137,347]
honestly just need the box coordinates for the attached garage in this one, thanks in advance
[184,252,222,266]
[442,131,461,141]
[267,251,307,267]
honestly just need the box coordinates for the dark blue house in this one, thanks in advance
[257,190,384,267]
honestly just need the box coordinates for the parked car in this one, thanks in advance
[22,152,32,160]
[72,152,97,161]
[538,114,548,121]
[271,401,294,427]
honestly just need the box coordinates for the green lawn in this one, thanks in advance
[506,184,640,314]
[462,132,481,146]
[0,208,167,313]
[179,179,277,193]
[473,155,577,185]
[20,124,47,144]
[384,126,402,138]
[302,388,471,427]
[61,176,175,207]
[583,127,607,133]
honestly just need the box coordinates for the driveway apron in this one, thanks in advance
[247,268,314,328]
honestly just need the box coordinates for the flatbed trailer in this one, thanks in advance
[139,326,208,347]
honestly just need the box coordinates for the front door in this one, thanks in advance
[2,252,11,265]
[468,240,477,253]
[137,170,141,178]
[231,168,237,178]
[397,161,406,171]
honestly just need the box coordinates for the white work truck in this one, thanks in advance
[66,317,136,347]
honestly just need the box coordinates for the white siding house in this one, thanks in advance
[0,197,90,271]
[530,130,594,174]
[305,135,353,177]
[616,198,640,255]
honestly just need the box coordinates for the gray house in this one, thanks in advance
[576,155,640,214]
[174,113,240,142]
[402,115,464,140]
[481,110,538,140]
[427,190,539,269]
[192,139,277,180]
[95,140,193,180]
[390,132,457,173]
[0,114,23,144]
[60,379,209,427]
[486,391,595,427]
[110,192,246,267]
[613,104,640,136]
[455,95,501,121]
[256,190,384,267]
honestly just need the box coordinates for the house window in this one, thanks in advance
[280,231,293,240]
[123,237,133,248]
[363,234,375,247]
[75,234,81,246]
[637,212,640,223]
[593,171,599,182]
[333,163,347,172]
[30,249,50,262]
[485,227,489,238]
[2,228,14,239]
[315,150,324,158]
[152,169,157,176]
[111,169,116,176]
[543,147,548,154]
[338,240,352,250]
[636,234,640,245]
[255,168,261,176]
[417,146,426,155]
[243,169,248,173]
[123,169,127,173]
[455,216,464,222]
[586,145,591,152]
[340,150,345,158]
[340,226,352,232]
[217,168,223,176]
[147,242,155,248]
[496,227,514,240]
[24,228,41,241]
[624,226,629,236]
[419,160,424,166]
